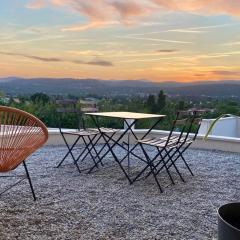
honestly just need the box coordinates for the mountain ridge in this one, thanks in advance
[0,77,240,97]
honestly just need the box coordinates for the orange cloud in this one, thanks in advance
[26,0,240,32]
[111,1,147,20]
[26,0,151,31]
[152,0,240,16]
[27,0,240,17]
[26,0,47,9]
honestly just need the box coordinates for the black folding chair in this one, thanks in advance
[56,99,101,173]
[78,100,118,168]
[131,109,205,192]
[56,99,117,172]
[154,110,206,179]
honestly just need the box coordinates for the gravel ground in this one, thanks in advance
[0,144,240,240]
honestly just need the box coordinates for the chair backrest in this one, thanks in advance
[79,100,98,113]
[55,99,78,113]
[190,109,207,140]
[0,106,48,172]
[55,99,99,130]
[55,99,79,129]
[79,100,98,129]
[165,109,206,146]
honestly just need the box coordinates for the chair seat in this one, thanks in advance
[138,136,192,148]
[62,127,118,136]
[86,127,118,133]
[99,127,118,133]
[132,110,205,192]
[62,129,98,136]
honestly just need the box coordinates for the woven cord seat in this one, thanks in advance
[0,106,48,200]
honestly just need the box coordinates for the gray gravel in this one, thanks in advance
[0,144,240,240]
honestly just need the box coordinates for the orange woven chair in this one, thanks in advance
[0,106,48,200]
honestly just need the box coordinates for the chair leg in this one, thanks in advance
[165,149,185,182]
[87,135,104,167]
[82,136,99,168]
[23,161,36,201]
[162,145,194,178]
[140,144,163,193]
[78,134,101,163]
[158,149,175,185]
[57,134,80,168]
[143,148,175,185]
[178,151,194,176]
[147,159,163,193]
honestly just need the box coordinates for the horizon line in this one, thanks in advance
[0,76,240,84]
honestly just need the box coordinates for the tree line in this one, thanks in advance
[2,90,240,130]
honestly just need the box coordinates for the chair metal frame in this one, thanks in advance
[153,115,203,178]
[0,106,48,200]
[56,99,117,172]
[87,114,164,184]
[131,109,205,192]
[56,99,100,172]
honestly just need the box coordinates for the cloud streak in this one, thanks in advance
[222,41,240,46]
[165,23,240,34]
[212,70,240,76]
[157,49,179,53]
[125,23,240,37]
[118,36,193,44]
[26,0,240,32]
[152,0,240,17]
[0,51,113,67]
[165,29,206,34]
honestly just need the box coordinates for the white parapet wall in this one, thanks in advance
[47,124,240,153]
[199,116,240,138]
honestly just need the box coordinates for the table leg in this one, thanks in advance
[88,115,138,183]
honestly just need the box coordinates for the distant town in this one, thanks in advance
[0,77,238,131]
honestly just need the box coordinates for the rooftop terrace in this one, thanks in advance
[1,145,240,240]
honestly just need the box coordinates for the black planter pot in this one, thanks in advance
[218,203,240,240]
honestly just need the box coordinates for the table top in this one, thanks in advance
[85,111,165,119]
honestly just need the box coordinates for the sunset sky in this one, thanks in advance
[0,0,240,82]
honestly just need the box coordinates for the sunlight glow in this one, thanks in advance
[0,0,239,82]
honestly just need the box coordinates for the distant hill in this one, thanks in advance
[0,77,240,98]
[165,83,240,98]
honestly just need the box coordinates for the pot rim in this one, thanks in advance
[218,202,240,233]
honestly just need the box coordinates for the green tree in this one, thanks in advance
[157,90,166,112]
[0,90,5,98]
[30,93,50,104]
[146,94,157,113]
[178,100,185,110]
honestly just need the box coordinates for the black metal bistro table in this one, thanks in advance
[85,112,165,183]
